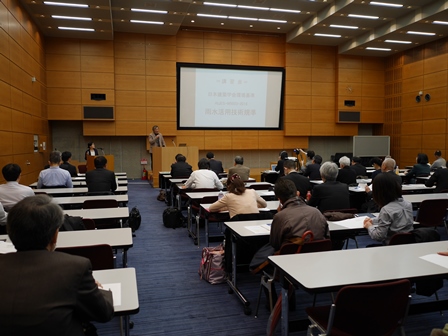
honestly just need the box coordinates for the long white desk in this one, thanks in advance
[30,180,128,188]
[53,194,128,206]
[72,175,127,181]
[93,267,139,336]
[78,172,127,177]
[64,207,129,220]
[33,185,128,196]
[269,241,448,335]
[403,193,448,204]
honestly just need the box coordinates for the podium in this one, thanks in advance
[152,147,198,187]
[86,155,115,172]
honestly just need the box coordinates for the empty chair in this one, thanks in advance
[389,232,415,245]
[414,199,448,234]
[247,183,272,190]
[83,199,120,229]
[56,244,114,270]
[82,218,96,230]
[306,279,411,336]
[78,165,87,174]
[86,191,115,196]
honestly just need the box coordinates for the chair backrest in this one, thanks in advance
[330,279,411,336]
[412,227,440,243]
[300,239,332,253]
[83,199,118,209]
[82,218,96,230]
[279,230,315,255]
[201,196,219,204]
[415,199,448,227]
[389,232,415,245]
[56,244,114,270]
[78,165,87,174]
[247,183,271,190]
[86,191,115,196]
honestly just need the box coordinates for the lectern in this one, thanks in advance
[152,147,198,187]
[86,155,115,172]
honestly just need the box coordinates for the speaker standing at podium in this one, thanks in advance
[84,142,99,160]
[148,125,166,170]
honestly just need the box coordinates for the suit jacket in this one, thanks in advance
[148,132,166,153]
[86,168,117,193]
[282,172,310,198]
[425,167,448,192]
[208,159,224,176]
[60,162,77,177]
[275,159,286,177]
[170,162,193,178]
[303,163,321,180]
[336,166,357,185]
[0,250,114,336]
[308,180,350,213]
[350,163,367,177]
[228,164,251,181]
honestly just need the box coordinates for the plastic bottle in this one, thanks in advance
[306,190,311,201]
[218,190,224,200]
[395,165,399,175]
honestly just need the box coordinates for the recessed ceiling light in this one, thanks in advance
[270,8,300,13]
[366,47,391,51]
[221,22,224,25]
[58,26,94,31]
[204,2,237,8]
[433,21,448,25]
[314,33,341,38]
[191,20,195,23]
[407,31,435,36]
[385,39,412,44]
[258,19,287,23]
[131,8,168,14]
[197,13,227,19]
[277,27,281,30]
[249,25,253,28]
[370,1,403,8]
[330,24,358,29]
[228,16,258,21]
[130,20,164,25]
[44,1,88,8]
[348,14,379,19]
[52,15,92,21]
[238,5,268,10]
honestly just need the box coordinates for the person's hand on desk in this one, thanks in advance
[438,251,448,256]
[95,280,104,289]
[363,217,373,229]
[365,185,371,193]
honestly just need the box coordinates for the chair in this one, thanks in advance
[306,279,411,336]
[56,244,114,270]
[83,199,120,229]
[189,195,220,246]
[86,191,115,196]
[82,218,96,230]
[389,232,415,245]
[414,199,448,234]
[247,183,271,190]
[78,164,87,174]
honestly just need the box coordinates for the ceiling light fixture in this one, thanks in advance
[131,8,168,14]
[258,19,287,23]
[385,39,412,44]
[44,1,88,8]
[238,5,269,10]
[270,8,300,13]
[366,47,391,51]
[58,26,94,31]
[407,31,436,36]
[369,1,403,8]
[228,16,257,21]
[348,14,379,19]
[314,33,341,38]
[330,24,358,29]
[52,15,92,21]
[130,20,164,25]
[433,21,448,25]
[204,2,236,7]
[197,13,227,19]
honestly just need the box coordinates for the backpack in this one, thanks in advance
[198,244,226,284]
[61,215,85,231]
[157,190,166,202]
[163,208,185,229]
[127,206,141,232]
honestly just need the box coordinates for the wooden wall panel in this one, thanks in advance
[83,121,115,135]
[338,68,362,83]
[146,92,176,107]
[231,50,258,65]
[422,134,446,152]
[286,67,312,81]
[259,52,284,67]
[47,71,81,88]
[146,107,176,121]
[177,47,204,63]
[80,56,114,73]
[312,68,335,82]
[285,81,312,96]
[115,75,145,91]
[424,71,447,90]
[402,62,423,79]
[402,77,422,94]
[362,110,384,123]
[401,106,422,121]
[400,135,423,149]
[423,54,447,74]
[401,121,422,135]
[114,41,145,59]
[422,119,446,134]
[115,106,145,121]
[80,40,114,56]
[284,109,311,123]
[46,54,80,71]
[47,88,81,105]
[115,90,146,107]
[313,82,335,96]
[231,132,259,149]
[115,58,145,75]
[146,76,176,92]
[311,110,334,123]
[81,73,115,89]
[204,133,232,150]
[0,105,12,131]
[334,124,358,136]
[284,95,311,110]
[284,122,311,136]
[311,123,335,135]
[203,49,232,64]
[422,103,447,120]
[47,105,82,120]
[0,130,13,155]
[115,121,147,136]
[146,45,176,61]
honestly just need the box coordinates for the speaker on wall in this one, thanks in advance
[83,106,114,120]
[338,111,360,123]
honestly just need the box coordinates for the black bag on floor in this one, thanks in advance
[163,208,184,229]
[127,206,141,232]
[61,215,85,231]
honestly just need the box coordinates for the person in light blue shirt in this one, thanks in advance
[37,151,73,189]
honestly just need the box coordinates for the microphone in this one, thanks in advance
[97,147,103,150]
[172,139,176,147]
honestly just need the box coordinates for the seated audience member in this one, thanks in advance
[0,164,35,211]
[363,173,413,245]
[86,156,117,193]
[228,156,250,181]
[303,154,322,180]
[206,152,224,176]
[308,161,350,213]
[431,150,446,171]
[275,151,289,177]
[37,151,73,189]
[170,154,193,178]
[299,149,315,173]
[250,179,328,268]
[184,158,224,190]
[0,202,6,232]
[336,156,357,185]
[370,157,383,181]
[425,167,448,192]
[405,153,430,183]
[60,151,78,177]
[0,195,114,334]
[209,173,267,218]
[350,156,367,177]
[282,159,310,198]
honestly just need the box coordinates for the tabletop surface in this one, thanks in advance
[403,193,448,203]
[63,207,129,219]
[53,194,129,205]
[33,186,128,194]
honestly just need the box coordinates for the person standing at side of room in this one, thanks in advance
[148,125,166,171]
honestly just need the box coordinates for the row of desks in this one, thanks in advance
[30,180,128,188]
[33,185,128,196]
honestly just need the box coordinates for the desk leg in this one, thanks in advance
[205,218,209,247]
[123,315,130,336]
[281,277,289,336]
[122,249,128,268]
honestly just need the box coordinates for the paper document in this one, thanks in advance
[245,225,270,234]
[0,241,16,254]
[330,216,368,229]
[102,283,122,306]
[420,254,448,269]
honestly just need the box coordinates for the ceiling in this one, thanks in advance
[18,0,448,56]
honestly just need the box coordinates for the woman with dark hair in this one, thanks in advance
[275,151,289,177]
[370,157,383,180]
[363,173,413,245]
[299,149,315,172]
[209,173,267,218]
[405,153,430,183]
[84,142,99,160]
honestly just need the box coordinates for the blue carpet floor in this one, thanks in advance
[94,181,447,336]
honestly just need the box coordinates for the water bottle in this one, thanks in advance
[306,190,311,201]
[395,166,399,175]
[218,190,224,200]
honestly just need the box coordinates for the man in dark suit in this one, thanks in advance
[282,159,310,198]
[308,161,350,213]
[228,156,251,181]
[336,156,357,185]
[303,154,322,180]
[60,151,78,177]
[0,195,114,335]
[206,152,224,176]
[170,154,193,178]
[350,156,367,177]
[425,167,448,192]
[86,156,117,193]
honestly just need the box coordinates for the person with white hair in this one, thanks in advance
[336,156,356,185]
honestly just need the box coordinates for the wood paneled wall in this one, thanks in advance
[385,38,448,167]
[0,0,49,185]
[46,30,388,151]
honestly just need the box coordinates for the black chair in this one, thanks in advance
[83,199,120,229]
[56,244,114,270]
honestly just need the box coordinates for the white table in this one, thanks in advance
[93,267,139,336]
[64,207,129,220]
[403,193,448,204]
[33,186,128,196]
[72,175,127,181]
[269,241,448,335]
[53,194,128,206]
[30,180,128,188]
[78,172,127,177]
